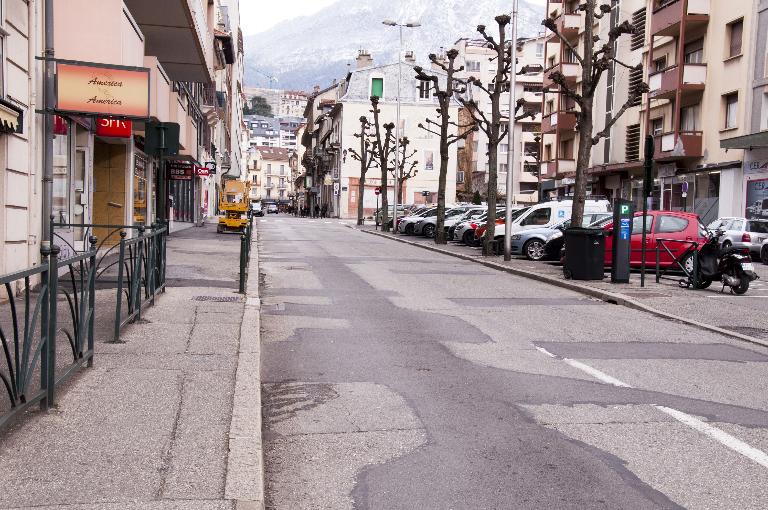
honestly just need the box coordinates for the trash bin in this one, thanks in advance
[564,227,605,280]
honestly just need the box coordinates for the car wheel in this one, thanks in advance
[524,239,546,261]
[762,246,768,265]
[721,240,732,250]
[462,230,474,245]
[423,224,436,238]
[405,224,414,235]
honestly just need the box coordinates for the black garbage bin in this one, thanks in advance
[564,227,605,280]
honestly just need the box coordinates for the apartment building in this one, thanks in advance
[246,115,280,146]
[454,35,545,203]
[279,91,308,118]
[0,0,245,278]
[254,146,293,207]
[542,0,752,224]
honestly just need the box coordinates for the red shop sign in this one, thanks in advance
[96,117,132,138]
[194,166,210,177]
[168,160,193,180]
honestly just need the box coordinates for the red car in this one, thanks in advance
[603,211,708,268]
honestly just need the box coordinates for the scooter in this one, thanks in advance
[692,229,759,294]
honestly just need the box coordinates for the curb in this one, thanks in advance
[225,230,265,509]
[355,227,768,349]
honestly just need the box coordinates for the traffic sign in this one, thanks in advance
[374,187,381,195]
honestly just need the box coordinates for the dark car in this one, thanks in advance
[544,214,613,260]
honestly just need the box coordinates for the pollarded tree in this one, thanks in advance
[415,49,478,245]
[347,116,379,226]
[542,0,648,227]
[389,136,419,204]
[369,96,396,231]
[457,15,538,255]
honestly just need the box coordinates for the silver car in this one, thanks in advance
[397,207,437,234]
[414,206,483,237]
[708,217,768,258]
[452,208,507,245]
[512,213,612,261]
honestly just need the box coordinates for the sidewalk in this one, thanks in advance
[357,225,768,345]
[0,223,263,509]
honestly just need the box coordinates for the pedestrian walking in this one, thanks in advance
[314,204,320,218]
[321,204,328,218]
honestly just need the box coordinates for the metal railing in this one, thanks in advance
[0,239,97,431]
[655,238,699,288]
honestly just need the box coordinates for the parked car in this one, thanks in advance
[762,238,768,265]
[266,204,278,214]
[398,207,437,234]
[493,198,611,241]
[413,206,482,237]
[601,211,708,269]
[251,202,264,217]
[452,209,500,244]
[375,204,412,227]
[707,217,768,260]
[515,213,612,261]
[473,208,531,247]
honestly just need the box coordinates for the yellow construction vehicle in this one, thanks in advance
[218,179,251,233]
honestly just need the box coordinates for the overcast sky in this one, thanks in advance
[241,0,546,36]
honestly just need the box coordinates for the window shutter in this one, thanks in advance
[631,8,646,51]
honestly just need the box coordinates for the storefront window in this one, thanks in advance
[694,172,719,225]
[53,119,71,223]
[134,153,148,225]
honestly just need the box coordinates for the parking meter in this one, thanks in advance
[611,199,634,283]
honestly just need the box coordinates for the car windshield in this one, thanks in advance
[748,221,768,234]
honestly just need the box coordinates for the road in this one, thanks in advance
[258,216,768,510]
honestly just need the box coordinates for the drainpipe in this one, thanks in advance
[41,0,54,250]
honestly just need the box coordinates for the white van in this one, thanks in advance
[494,198,611,238]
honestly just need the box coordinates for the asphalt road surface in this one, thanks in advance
[258,216,768,510]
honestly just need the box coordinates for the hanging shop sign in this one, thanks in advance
[56,61,150,118]
[168,160,194,180]
[96,117,132,138]
[194,166,210,177]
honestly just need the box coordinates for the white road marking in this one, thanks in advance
[655,406,768,469]
[562,358,633,388]
[324,221,333,224]
[536,347,768,469]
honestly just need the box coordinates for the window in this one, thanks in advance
[536,43,544,58]
[266,189,272,198]
[632,215,653,233]
[280,165,285,175]
[564,48,578,64]
[267,163,272,173]
[252,175,258,184]
[548,55,555,68]
[500,143,509,153]
[653,56,667,72]
[266,177,272,186]
[418,80,431,100]
[748,221,768,234]
[52,118,71,223]
[656,215,689,233]
[546,99,554,115]
[728,19,743,58]
[681,104,700,131]
[500,163,508,173]
[651,117,664,136]
[521,208,551,226]
[457,171,465,183]
[684,39,704,64]
[371,77,384,98]
[466,60,481,72]
[724,92,738,129]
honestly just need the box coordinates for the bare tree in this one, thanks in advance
[347,115,379,225]
[389,136,419,204]
[369,96,396,231]
[457,15,536,255]
[542,0,647,227]
[415,49,477,245]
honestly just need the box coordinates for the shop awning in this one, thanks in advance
[0,98,22,134]
[721,131,768,150]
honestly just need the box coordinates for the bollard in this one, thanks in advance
[239,234,247,294]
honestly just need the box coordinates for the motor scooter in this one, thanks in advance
[691,229,759,294]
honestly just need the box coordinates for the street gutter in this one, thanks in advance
[356,227,768,349]
[225,228,265,510]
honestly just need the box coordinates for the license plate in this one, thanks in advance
[742,263,755,271]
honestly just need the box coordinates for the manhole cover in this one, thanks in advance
[192,296,243,303]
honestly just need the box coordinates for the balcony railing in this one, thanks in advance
[648,63,706,100]
[550,13,581,42]
[651,0,710,37]
[543,62,580,90]
[654,131,703,160]
[542,110,577,134]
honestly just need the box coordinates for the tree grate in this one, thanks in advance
[192,296,243,303]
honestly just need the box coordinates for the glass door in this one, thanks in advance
[73,146,91,250]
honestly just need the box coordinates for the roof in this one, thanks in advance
[256,147,291,161]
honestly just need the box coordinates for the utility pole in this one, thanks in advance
[503,0,519,261]
[42,0,55,249]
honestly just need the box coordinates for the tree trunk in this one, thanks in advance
[572,110,593,228]
[484,135,499,255]
[357,171,367,226]
[435,100,450,245]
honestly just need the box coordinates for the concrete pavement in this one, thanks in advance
[0,224,263,509]
[259,216,768,509]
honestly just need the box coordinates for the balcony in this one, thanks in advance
[540,159,575,179]
[543,62,580,90]
[650,0,710,38]
[523,90,544,104]
[548,13,581,42]
[541,110,577,135]
[648,64,706,101]
[653,131,703,161]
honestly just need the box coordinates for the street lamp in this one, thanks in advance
[383,19,421,231]
[503,0,521,261]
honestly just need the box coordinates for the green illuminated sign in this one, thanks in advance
[620,204,630,215]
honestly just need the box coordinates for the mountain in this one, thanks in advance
[244,0,547,91]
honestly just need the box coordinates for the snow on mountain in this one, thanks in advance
[244,0,546,91]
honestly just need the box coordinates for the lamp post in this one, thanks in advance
[383,20,421,232]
